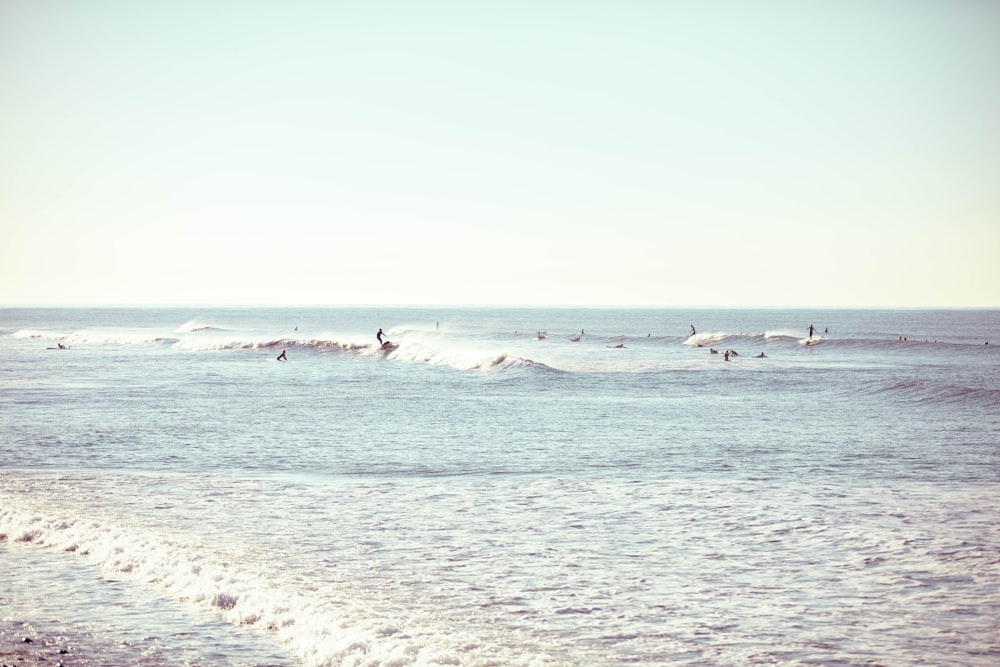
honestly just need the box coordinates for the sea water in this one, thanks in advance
[1,307,998,666]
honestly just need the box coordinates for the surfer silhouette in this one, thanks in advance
[690,325,696,337]
[808,324,816,339]
[276,350,287,361]
[377,328,386,344]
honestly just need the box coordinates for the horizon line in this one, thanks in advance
[2,302,998,311]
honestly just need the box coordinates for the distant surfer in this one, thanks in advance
[710,348,718,354]
[689,325,696,337]
[755,352,767,358]
[724,350,731,361]
[57,343,67,349]
[377,328,386,344]
[808,324,816,339]
[276,350,287,361]
[608,343,626,349]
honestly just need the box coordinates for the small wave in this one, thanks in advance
[872,380,1000,408]
[171,336,316,352]
[177,320,227,333]
[13,329,179,346]
[360,338,556,374]
[483,354,556,373]
[12,329,54,340]
[686,332,772,348]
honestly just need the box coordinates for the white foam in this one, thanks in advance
[0,487,554,667]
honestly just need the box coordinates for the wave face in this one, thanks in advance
[867,379,1000,408]
[1,307,999,666]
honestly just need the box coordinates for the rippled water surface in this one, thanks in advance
[2,307,998,665]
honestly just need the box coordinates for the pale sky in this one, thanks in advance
[2,1,998,307]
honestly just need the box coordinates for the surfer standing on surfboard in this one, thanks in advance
[808,324,816,339]
[377,328,386,345]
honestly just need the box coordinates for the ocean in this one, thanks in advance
[1,307,998,666]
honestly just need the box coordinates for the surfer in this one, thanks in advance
[710,348,718,354]
[724,350,730,361]
[755,352,767,358]
[808,324,816,339]
[276,350,287,361]
[690,325,696,337]
[377,328,386,344]
[57,343,67,349]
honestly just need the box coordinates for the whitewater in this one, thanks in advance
[1,307,998,666]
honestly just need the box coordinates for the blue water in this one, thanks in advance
[2,307,998,666]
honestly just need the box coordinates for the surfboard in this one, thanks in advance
[380,340,397,351]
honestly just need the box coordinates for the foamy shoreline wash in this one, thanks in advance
[2,538,292,666]
[1,307,999,666]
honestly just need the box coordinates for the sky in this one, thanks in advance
[1,1,998,308]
